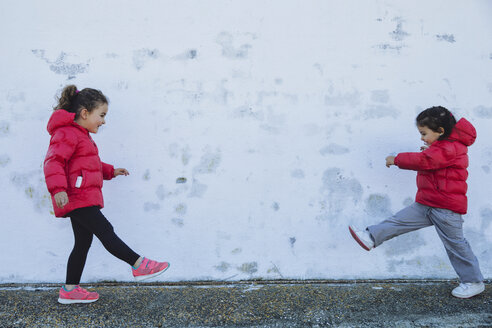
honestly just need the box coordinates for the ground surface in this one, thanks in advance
[0,281,490,327]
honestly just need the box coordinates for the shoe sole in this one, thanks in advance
[58,298,99,304]
[134,263,170,282]
[349,226,371,251]
[452,286,485,299]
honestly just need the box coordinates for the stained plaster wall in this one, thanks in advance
[0,1,491,283]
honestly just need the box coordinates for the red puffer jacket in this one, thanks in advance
[44,110,114,217]
[394,118,476,214]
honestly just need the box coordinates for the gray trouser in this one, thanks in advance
[367,202,483,283]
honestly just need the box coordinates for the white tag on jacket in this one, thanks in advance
[75,176,82,188]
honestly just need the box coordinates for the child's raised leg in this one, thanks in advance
[367,202,432,247]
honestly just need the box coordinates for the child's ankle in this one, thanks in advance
[64,284,76,291]
[133,257,144,269]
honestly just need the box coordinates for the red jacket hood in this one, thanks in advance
[47,110,77,135]
[448,118,476,147]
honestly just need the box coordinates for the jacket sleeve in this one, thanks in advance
[101,162,115,180]
[394,143,456,171]
[43,129,77,195]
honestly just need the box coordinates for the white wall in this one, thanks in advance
[1,1,491,283]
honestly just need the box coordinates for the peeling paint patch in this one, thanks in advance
[133,48,159,70]
[403,198,414,207]
[363,105,398,119]
[320,143,349,156]
[237,262,258,274]
[291,169,305,179]
[10,171,52,212]
[175,203,187,215]
[324,90,360,107]
[174,49,197,60]
[156,185,166,201]
[473,106,492,119]
[189,180,207,198]
[365,194,392,217]
[216,32,252,59]
[144,202,160,211]
[371,90,389,103]
[142,169,151,181]
[171,218,184,227]
[233,105,264,120]
[215,262,230,272]
[176,177,187,184]
[436,34,456,43]
[384,232,426,256]
[0,154,10,167]
[0,121,10,136]
[319,168,363,219]
[480,208,492,231]
[32,50,89,78]
[193,148,221,174]
[390,18,410,41]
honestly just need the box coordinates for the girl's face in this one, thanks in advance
[418,125,443,146]
[76,103,108,133]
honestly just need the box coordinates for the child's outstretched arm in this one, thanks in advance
[393,144,456,171]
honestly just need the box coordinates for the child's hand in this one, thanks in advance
[54,191,69,208]
[114,168,130,177]
[420,145,429,151]
[385,156,395,168]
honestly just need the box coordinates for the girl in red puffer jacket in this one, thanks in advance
[44,85,170,304]
[349,106,484,299]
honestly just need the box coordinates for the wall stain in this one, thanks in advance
[175,203,187,215]
[291,169,305,179]
[215,262,231,272]
[193,148,221,174]
[189,179,207,198]
[144,202,160,212]
[32,50,88,78]
[133,48,159,70]
[473,106,492,119]
[365,193,392,218]
[272,202,280,211]
[320,143,349,156]
[371,90,390,103]
[390,17,410,41]
[237,262,258,274]
[171,218,184,227]
[0,121,10,136]
[319,168,363,220]
[436,34,456,43]
[0,154,10,167]
[216,32,252,59]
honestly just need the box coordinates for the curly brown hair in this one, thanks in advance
[54,85,108,119]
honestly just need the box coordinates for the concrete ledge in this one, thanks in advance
[1,281,490,327]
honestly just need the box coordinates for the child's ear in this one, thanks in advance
[438,127,445,135]
[79,108,89,119]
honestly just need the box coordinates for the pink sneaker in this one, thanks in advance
[58,285,99,304]
[132,257,170,281]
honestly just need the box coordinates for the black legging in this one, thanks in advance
[66,206,140,284]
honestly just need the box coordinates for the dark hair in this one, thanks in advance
[54,85,108,119]
[416,106,456,140]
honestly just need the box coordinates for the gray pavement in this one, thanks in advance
[0,280,490,327]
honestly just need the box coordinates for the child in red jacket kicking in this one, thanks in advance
[44,85,170,304]
[349,106,484,299]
